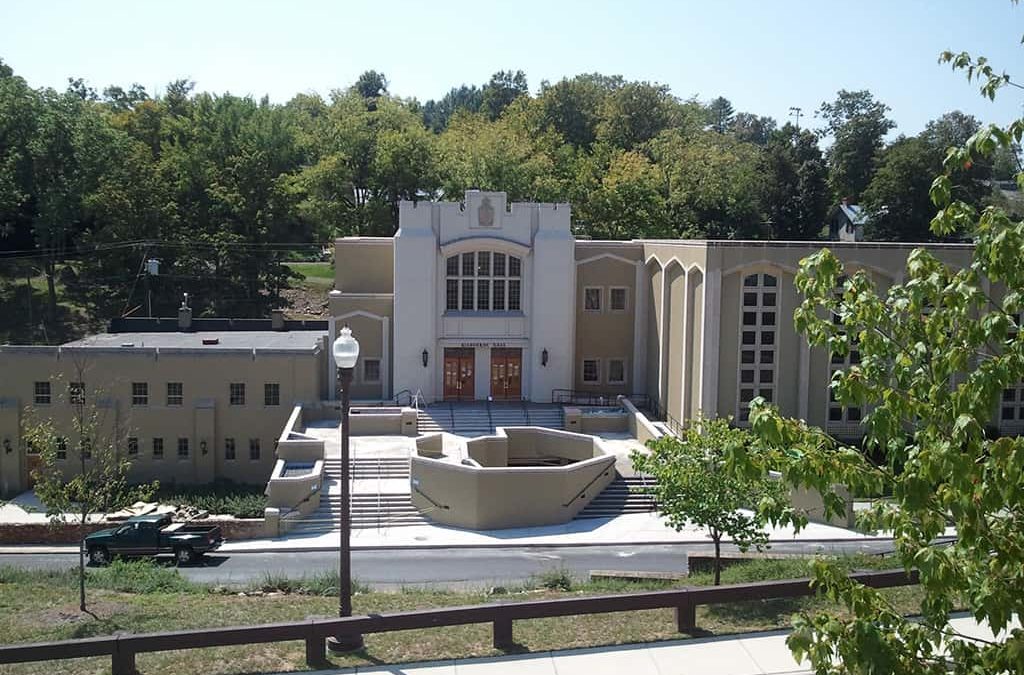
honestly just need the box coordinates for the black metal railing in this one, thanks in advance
[551,389,648,408]
[0,569,919,674]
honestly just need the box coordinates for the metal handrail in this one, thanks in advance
[560,462,615,507]
[0,569,920,673]
[411,483,450,512]
[551,389,649,409]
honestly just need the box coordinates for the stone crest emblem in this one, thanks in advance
[478,196,495,227]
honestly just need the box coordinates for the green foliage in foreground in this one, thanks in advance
[729,44,1024,673]
[155,480,266,519]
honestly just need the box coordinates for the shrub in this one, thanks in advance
[534,567,574,591]
[155,480,266,518]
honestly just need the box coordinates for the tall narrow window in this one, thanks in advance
[1001,313,1024,426]
[152,437,164,459]
[264,383,280,406]
[363,359,381,383]
[225,438,236,461]
[610,288,628,312]
[166,382,183,406]
[582,359,601,384]
[584,287,602,312]
[230,383,245,405]
[128,437,138,457]
[828,276,863,428]
[249,438,261,461]
[131,382,148,406]
[177,437,189,459]
[737,273,778,423]
[69,381,85,405]
[508,279,521,311]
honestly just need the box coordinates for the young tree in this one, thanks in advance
[731,45,1024,670]
[707,96,735,134]
[631,419,787,585]
[26,359,156,613]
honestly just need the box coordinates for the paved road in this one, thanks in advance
[0,540,908,589]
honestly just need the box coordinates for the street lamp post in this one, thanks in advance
[327,326,363,654]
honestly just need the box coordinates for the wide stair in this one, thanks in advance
[417,403,564,436]
[575,476,659,519]
[285,457,428,533]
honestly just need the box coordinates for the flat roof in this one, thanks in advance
[61,331,326,352]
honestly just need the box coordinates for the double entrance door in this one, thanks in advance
[443,347,522,401]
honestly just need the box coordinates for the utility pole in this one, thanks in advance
[789,106,803,130]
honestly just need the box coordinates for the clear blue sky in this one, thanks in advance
[1,0,1021,136]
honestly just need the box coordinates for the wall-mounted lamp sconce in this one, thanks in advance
[200,440,208,456]
[422,349,429,368]
[541,349,549,367]
[3,439,10,454]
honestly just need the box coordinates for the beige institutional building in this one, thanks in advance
[0,191,994,498]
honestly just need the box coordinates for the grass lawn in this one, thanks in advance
[287,262,334,287]
[0,556,928,675]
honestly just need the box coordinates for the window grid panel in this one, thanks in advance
[34,381,51,405]
[582,359,600,383]
[69,382,85,405]
[132,382,148,406]
[177,438,189,458]
[363,359,381,383]
[736,273,778,423]
[264,383,280,406]
[1002,313,1024,425]
[445,251,522,313]
[166,382,183,406]
[610,288,628,312]
[152,438,164,459]
[225,438,236,461]
[828,276,866,428]
[230,383,245,405]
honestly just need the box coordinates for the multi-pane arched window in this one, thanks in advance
[737,272,778,423]
[445,251,522,312]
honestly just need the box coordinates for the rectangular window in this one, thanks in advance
[461,279,474,310]
[56,437,67,461]
[477,251,490,276]
[509,256,521,277]
[608,359,626,384]
[477,279,490,311]
[493,253,506,277]
[584,287,602,312]
[582,359,600,384]
[446,279,459,311]
[131,382,148,406]
[81,438,92,460]
[230,383,245,405]
[363,359,381,383]
[166,382,183,406]
[224,438,236,461]
[177,437,189,459]
[508,279,521,311]
[610,288,628,312]
[69,381,85,405]
[128,437,138,456]
[461,252,475,277]
[33,381,51,405]
[493,280,506,311]
[446,255,459,277]
[264,383,280,406]
[153,437,164,459]
[249,438,261,461]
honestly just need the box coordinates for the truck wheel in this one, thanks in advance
[174,546,195,566]
[88,546,110,566]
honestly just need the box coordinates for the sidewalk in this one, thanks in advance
[0,510,955,555]
[279,614,1018,675]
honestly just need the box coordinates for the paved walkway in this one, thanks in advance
[279,615,1018,675]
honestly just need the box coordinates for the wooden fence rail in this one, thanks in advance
[0,568,918,675]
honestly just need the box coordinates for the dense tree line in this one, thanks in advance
[0,60,1017,330]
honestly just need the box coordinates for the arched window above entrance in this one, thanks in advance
[445,251,522,313]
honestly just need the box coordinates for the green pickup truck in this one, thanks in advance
[85,513,224,566]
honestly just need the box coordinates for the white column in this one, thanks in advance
[699,268,721,417]
[632,262,647,397]
[798,338,810,421]
[658,266,668,406]
[381,317,391,401]
[679,269,691,422]
[327,316,337,401]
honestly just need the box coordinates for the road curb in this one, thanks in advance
[0,536,955,556]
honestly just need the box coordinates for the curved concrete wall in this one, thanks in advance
[411,427,616,530]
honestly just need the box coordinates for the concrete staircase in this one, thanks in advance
[575,476,659,519]
[417,403,565,436]
[284,456,427,533]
